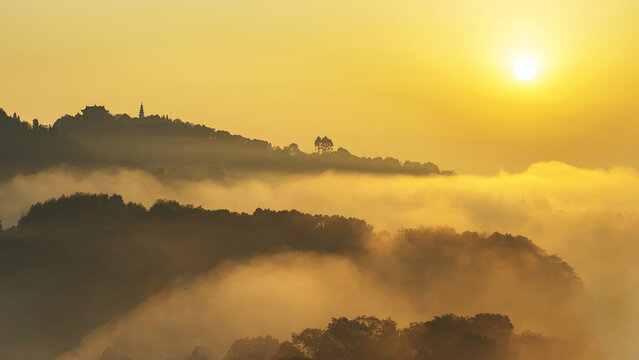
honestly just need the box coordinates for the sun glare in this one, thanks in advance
[514,58,537,81]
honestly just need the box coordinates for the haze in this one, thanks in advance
[2,0,639,173]
[2,1,638,360]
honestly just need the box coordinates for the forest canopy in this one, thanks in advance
[100,314,580,360]
[0,193,591,360]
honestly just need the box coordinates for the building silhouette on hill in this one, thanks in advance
[81,105,108,117]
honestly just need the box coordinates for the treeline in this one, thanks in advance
[0,193,370,359]
[0,194,584,359]
[0,106,450,180]
[104,314,578,360]
[0,108,92,178]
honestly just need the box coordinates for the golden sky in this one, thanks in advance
[2,0,639,174]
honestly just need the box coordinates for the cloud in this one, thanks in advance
[56,247,593,360]
[1,161,638,359]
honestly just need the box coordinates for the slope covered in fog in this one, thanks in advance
[0,193,368,358]
[0,194,593,360]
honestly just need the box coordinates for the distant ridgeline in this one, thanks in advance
[0,105,451,180]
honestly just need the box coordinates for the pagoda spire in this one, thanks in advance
[139,102,145,118]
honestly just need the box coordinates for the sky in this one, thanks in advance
[2,0,639,174]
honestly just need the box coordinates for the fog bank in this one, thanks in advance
[1,162,637,358]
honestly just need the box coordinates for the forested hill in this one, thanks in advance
[0,193,583,360]
[0,105,451,180]
[0,193,371,359]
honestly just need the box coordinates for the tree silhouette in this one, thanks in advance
[139,102,145,118]
[223,336,282,360]
[314,136,334,154]
[286,143,301,156]
[404,313,514,360]
[218,314,531,360]
[320,136,334,154]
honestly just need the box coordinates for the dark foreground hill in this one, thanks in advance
[0,106,450,180]
[0,194,589,360]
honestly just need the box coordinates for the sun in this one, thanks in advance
[514,58,537,81]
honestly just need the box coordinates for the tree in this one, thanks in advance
[286,143,301,156]
[293,316,402,360]
[404,314,514,360]
[314,136,334,154]
[223,336,282,360]
[314,136,322,153]
[320,137,333,154]
[139,102,145,118]
[272,341,305,360]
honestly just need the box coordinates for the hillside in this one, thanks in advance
[0,193,585,359]
[0,106,451,180]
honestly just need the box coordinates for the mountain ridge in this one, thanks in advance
[0,105,452,181]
